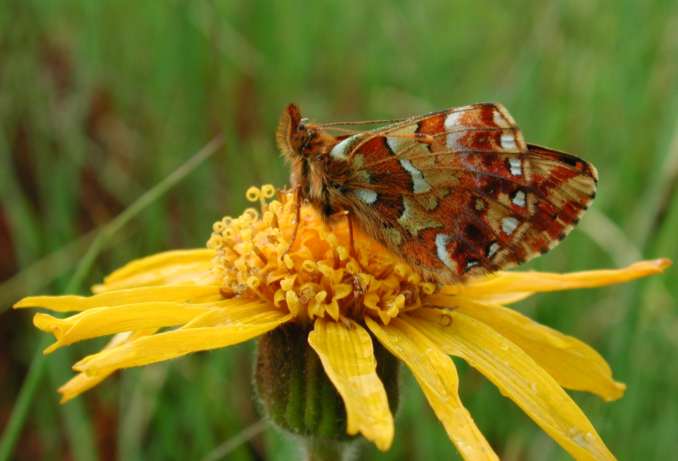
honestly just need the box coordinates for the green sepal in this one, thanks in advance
[254,322,399,441]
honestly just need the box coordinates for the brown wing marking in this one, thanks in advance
[344,146,597,281]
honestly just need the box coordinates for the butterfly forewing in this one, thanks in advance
[336,104,597,282]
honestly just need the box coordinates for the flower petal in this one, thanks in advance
[73,302,289,376]
[440,259,670,299]
[92,249,217,293]
[308,318,394,451]
[58,371,112,403]
[410,310,616,461]
[103,249,215,282]
[366,317,498,461]
[33,299,254,353]
[454,301,625,401]
[14,285,222,312]
[470,292,532,305]
[58,329,156,402]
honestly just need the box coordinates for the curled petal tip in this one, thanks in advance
[602,381,627,402]
[632,258,672,274]
[33,313,58,333]
[654,258,672,270]
[72,359,87,373]
[72,358,100,376]
[43,342,61,355]
[57,387,77,404]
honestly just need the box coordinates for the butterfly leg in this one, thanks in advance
[284,186,302,256]
[347,211,356,258]
[322,210,365,317]
[324,209,357,258]
[343,212,368,321]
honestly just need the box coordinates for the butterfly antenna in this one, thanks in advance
[316,117,403,127]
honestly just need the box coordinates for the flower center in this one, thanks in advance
[207,186,436,324]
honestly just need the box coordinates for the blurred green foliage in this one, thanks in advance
[0,0,676,460]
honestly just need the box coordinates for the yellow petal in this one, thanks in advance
[454,301,625,401]
[103,249,215,282]
[471,292,532,305]
[92,249,217,293]
[308,318,394,451]
[33,299,251,352]
[74,302,289,376]
[58,329,156,402]
[58,370,113,403]
[366,317,498,461]
[14,285,222,312]
[440,259,670,299]
[410,311,616,461]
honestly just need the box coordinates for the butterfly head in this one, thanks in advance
[277,103,313,160]
[277,103,338,162]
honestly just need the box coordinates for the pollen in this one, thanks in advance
[207,185,432,324]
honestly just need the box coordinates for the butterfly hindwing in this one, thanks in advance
[339,104,597,282]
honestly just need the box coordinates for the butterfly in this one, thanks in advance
[276,103,598,283]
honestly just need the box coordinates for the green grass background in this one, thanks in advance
[1,0,677,460]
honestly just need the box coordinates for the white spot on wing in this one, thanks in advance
[502,217,519,235]
[487,242,500,258]
[386,137,401,153]
[444,111,463,130]
[435,233,457,271]
[508,158,522,176]
[444,112,464,150]
[355,188,377,204]
[493,110,509,128]
[446,133,463,150]
[512,190,526,207]
[465,260,479,271]
[330,135,358,161]
[400,159,431,193]
[501,133,518,151]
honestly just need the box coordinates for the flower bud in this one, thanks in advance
[254,323,399,442]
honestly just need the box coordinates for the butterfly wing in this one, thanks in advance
[338,104,597,282]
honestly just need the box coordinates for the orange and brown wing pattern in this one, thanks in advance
[338,104,597,282]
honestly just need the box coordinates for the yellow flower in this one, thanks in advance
[15,185,670,460]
